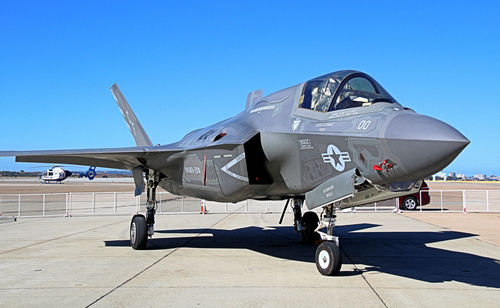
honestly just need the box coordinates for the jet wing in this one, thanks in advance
[0,146,180,170]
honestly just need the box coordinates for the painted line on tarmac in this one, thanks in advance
[0,219,128,255]
[85,209,242,308]
[340,246,388,308]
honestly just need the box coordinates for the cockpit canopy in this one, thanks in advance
[299,71,397,112]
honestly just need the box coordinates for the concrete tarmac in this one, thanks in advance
[0,212,499,307]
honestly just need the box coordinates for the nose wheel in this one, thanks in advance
[315,241,342,275]
[314,204,342,275]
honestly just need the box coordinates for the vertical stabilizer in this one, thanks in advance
[110,84,153,147]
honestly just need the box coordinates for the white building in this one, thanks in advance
[474,174,487,181]
[432,172,447,181]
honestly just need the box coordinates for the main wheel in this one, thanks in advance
[315,241,342,276]
[130,215,148,250]
[301,211,321,244]
[402,196,419,211]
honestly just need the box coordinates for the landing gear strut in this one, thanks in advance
[291,198,321,244]
[292,198,304,233]
[130,169,159,250]
[314,204,342,275]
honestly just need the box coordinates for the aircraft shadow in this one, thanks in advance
[105,223,500,288]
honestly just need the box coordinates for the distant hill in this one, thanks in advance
[0,171,40,177]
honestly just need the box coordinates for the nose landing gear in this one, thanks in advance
[291,198,342,275]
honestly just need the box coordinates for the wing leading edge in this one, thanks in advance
[0,146,179,170]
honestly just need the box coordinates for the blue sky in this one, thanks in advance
[1,1,499,175]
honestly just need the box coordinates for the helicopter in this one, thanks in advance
[40,166,97,184]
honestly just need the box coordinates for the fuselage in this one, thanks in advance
[40,166,69,182]
[153,71,469,204]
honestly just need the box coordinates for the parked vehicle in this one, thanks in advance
[399,181,430,210]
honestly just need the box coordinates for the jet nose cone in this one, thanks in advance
[382,113,469,181]
[385,113,470,145]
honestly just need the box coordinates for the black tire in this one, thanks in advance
[130,215,148,250]
[301,211,321,244]
[402,196,419,211]
[315,241,342,276]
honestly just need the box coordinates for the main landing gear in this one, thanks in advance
[130,170,159,250]
[291,198,320,244]
[291,198,342,276]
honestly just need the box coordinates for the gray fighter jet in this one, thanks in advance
[0,70,469,275]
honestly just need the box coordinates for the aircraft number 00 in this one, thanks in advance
[357,120,371,130]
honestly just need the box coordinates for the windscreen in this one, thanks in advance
[299,72,396,113]
[299,77,340,112]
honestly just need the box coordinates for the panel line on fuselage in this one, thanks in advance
[220,152,248,182]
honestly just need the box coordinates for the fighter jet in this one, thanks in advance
[0,70,469,275]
